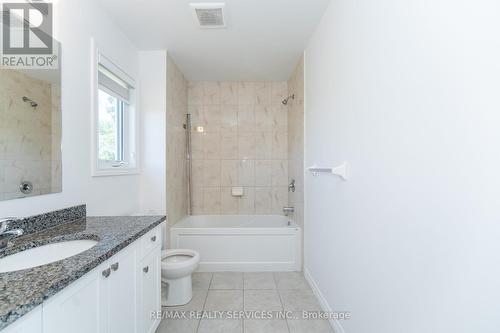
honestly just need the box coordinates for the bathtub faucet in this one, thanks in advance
[282,207,295,216]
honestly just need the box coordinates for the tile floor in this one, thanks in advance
[156,272,334,333]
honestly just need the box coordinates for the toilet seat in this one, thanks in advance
[161,249,200,280]
[162,249,199,267]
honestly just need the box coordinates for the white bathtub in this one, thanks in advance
[170,215,302,272]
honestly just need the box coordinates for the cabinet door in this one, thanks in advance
[43,268,102,333]
[137,247,161,333]
[102,246,137,333]
[2,306,41,333]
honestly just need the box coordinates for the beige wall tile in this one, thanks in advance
[271,132,288,159]
[221,188,239,214]
[255,160,273,186]
[192,187,204,214]
[204,160,221,186]
[286,56,304,226]
[221,82,239,105]
[220,105,238,132]
[221,160,239,186]
[203,81,221,105]
[192,160,205,187]
[254,82,271,105]
[188,81,203,105]
[203,133,221,159]
[166,55,189,233]
[237,105,255,132]
[238,82,255,105]
[271,82,287,104]
[220,132,238,159]
[255,105,274,131]
[255,187,273,214]
[238,160,255,186]
[272,160,288,186]
[203,187,222,214]
[271,187,288,214]
[238,132,256,160]
[204,105,221,132]
[191,131,204,160]
[255,132,273,159]
[239,187,255,214]
[187,79,289,216]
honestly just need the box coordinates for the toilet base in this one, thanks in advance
[162,275,193,306]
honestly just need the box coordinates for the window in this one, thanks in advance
[92,44,138,176]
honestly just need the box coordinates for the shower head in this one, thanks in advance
[281,94,295,105]
[22,96,38,108]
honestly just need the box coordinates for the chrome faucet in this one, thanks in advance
[283,207,295,216]
[0,218,24,250]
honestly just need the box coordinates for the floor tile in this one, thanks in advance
[274,272,310,290]
[244,290,283,312]
[193,272,213,290]
[279,289,322,312]
[244,272,276,289]
[198,319,243,333]
[204,290,243,311]
[287,316,333,333]
[244,319,289,333]
[162,288,208,311]
[210,272,243,289]
[155,318,199,333]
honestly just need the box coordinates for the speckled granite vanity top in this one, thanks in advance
[0,205,165,329]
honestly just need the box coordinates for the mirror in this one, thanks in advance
[0,61,61,200]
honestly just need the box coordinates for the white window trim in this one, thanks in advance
[90,38,140,177]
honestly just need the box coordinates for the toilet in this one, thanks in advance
[161,249,200,306]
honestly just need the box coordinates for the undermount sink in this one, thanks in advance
[0,239,98,273]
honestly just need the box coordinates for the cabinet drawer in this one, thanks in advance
[139,225,161,259]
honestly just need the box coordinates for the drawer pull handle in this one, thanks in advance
[151,236,156,242]
[143,266,149,273]
[102,268,111,278]
[111,262,119,271]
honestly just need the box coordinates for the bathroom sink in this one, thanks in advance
[0,239,98,273]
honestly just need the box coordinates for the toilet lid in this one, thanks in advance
[162,254,193,264]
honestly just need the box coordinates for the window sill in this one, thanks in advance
[91,167,140,177]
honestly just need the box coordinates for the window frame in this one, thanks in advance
[91,40,139,177]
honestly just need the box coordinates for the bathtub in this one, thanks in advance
[170,215,301,272]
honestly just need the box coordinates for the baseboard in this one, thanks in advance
[304,268,346,333]
[197,261,300,272]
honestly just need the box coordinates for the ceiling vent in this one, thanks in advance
[190,3,226,28]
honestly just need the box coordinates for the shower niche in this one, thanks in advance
[0,64,62,200]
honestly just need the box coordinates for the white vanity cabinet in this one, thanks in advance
[137,227,162,333]
[3,223,163,333]
[43,263,103,333]
[100,245,137,333]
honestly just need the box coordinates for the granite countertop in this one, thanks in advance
[0,214,166,330]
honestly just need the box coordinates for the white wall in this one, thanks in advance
[138,51,167,216]
[0,0,141,217]
[305,1,500,332]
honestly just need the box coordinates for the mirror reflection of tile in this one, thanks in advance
[0,68,62,201]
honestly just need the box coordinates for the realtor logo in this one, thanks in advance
[1,1,58,68]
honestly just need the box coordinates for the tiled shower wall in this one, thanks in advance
[287,57,305,226]
[166,55,188,227]
[188,81,289,215]
[0,69,62,200]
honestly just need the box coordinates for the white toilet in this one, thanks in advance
[161,249,200,306]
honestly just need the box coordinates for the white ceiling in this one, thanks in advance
[98,0,330,81]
